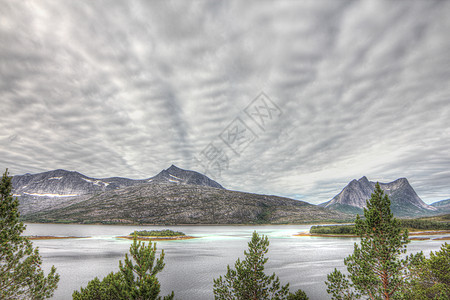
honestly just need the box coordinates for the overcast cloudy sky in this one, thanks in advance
[1,0,449,204]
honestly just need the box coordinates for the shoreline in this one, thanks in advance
[22,221,347,226]
[294,230,450,241]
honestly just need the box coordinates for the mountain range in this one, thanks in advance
[12,165,223,215]
[319,176,438,217]
[13,165,348,224]
[12,166,448,223]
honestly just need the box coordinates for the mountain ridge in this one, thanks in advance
[11,165,222,215]
[23,182,350,224]
[431,198,450,213]
[14,165,350,224]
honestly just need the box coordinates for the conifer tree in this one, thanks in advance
[0,169,59,299]
[325,183,421,300]
[213,231,292,300]
[73,237,174,300]
[406,242,450,299]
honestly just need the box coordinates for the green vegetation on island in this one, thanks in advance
[310,224,356,235]
[311,214,450,235]
[130,229,186,237]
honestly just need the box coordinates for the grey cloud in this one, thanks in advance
[1,0,449,204]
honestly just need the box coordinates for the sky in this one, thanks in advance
[1,0,449,205]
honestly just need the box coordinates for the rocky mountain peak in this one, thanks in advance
[358,176,369,184]
[151,165,224,189]
[320,176,437,217]
[167,164,181,172]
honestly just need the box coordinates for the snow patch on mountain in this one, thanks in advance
[23,192,79,197]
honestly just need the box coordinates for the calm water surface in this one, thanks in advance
[24,223,447,300]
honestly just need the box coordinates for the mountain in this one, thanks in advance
[11,165,223,215]
[13,166,350,224]
[23,183,349,225]
[319,177,437,217]
[431,198,450,213]
[149,164,224,189]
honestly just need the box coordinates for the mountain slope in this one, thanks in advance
[431,198,450,213]
[320,177,437,217]
[12,165,223,215]
[23,183,350,224]
[12,169,147,214]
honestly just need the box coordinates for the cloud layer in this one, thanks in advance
[1,0,450,204]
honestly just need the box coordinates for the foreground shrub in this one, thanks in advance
[213,231,308,300]
[73,237,173,300]
[406,242,450,299]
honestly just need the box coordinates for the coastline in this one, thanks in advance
[22,221,348,226]
[295,230,450,241]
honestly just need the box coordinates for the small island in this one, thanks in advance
[296,218,450,241]
[118,229,196,241]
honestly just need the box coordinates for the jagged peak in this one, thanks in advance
[396,177,409,183]
[348,179,359,186]
[167,164,182,172]
[358,176,369,182]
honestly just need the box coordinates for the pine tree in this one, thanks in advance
[287,289,309,300]
[407,242,450,299]
[73,236,174,300]
[0,169,59,299]
[213,231,292,300]
[72,272,121,300]
[325,183,421,300]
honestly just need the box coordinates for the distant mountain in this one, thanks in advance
[11,165,223,215]
[150,165,224,189]
[13,165,351,224]
[319,177,437,217]
[12,169,145,196]
[12,169,147,214]
[24,183,350,225]
[431,198,450,213]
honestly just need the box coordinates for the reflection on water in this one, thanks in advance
[25,223,447,300]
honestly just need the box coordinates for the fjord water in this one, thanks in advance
[25,224,447,300]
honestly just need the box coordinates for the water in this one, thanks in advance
[24,223,447,300]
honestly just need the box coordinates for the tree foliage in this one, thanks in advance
[310,219,449,236]
[73,237,174,300]
[130,229,185,237]
[287,288,309,300]
[0,169,59,299]
[325,183,422,300]
[310,225,356,235]
[406,243,450,299]
[213,231,298,300]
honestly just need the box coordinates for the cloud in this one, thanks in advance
[1,0,449,204]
